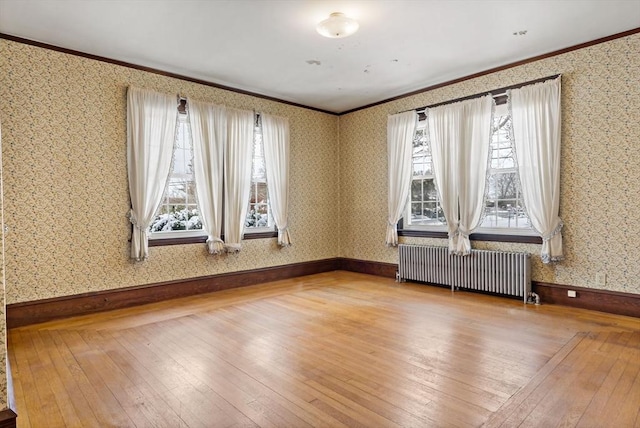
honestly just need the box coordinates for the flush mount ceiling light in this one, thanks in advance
[316,12,359,38]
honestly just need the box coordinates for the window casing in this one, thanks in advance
[405,121,447,231]
[400,102,537,242]
[244,124,274,234]
[150,114,204,240]
[479,103,534,235]
[149,112,275,244]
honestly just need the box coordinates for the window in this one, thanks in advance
[405,121,446,229]
[400,103,537,242]
[150,113,204,239]
[244,123,273,232]
[480,103,533,233]
[149,110,274,243]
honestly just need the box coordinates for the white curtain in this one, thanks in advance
[262,113,292,247]
[429,103,461,253]
[509,78,563,263]
[126,86,177,261]
[386,111,417,246]
[428,95,493,255]
[457,96,494,254]
[189,99,226,254]
[224,108,255,253]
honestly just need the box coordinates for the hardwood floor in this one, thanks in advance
[8,271,640,427]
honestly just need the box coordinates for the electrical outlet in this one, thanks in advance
[595,273,606,286]
[567,290,577,298]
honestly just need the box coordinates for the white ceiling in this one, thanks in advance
[1,0,639,113]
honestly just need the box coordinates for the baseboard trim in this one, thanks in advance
[339,258,640,318]
[0,408,17,428]
[7,257,639,328]
[338,258,398,278]
[533,281,640,318]
[7,258,340,328]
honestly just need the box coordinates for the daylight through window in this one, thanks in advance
[406,122,446,228]
[245,124,273,231]
[480,104,531,231]
[150,111,273,240]
[150,114,203,236]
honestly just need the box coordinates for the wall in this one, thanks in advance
[0,40,340,304]
[339,33,640,294]
[1,33,638,305]
[0,123,6,409]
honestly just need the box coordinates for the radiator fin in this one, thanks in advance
[398,244,531,302]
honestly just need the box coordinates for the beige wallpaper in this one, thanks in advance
[0,40,340,304]
[340,33,640,295]
[0,32,638,313]
[0,125,6,409]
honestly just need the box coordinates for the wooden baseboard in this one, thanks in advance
[533,281,640,318]
[7,258,340,328]
[338,258,397,278]
[338,258,640,318]
[0,409,17,428]
[7,257,639,328]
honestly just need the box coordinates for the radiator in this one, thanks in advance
[398,244,531,302]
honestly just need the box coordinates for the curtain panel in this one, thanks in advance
[386,111,418,246]
[189,99,226,254]
[224,108,255,253]
[509,78,563,263]
[428,95,493,255]
[262,113,292,247]
[456,96,494,255]
[126,86,178,261]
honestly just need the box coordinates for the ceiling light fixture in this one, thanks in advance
[316,12,359,38]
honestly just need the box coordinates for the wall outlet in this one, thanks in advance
[567,290,577,298]
[595,273,606,286]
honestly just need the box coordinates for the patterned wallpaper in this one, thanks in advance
[0,32,638,313]
[340,33,640,295]
[0,40,340,304]
[0,125,6,408]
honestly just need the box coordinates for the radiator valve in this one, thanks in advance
[527,291,541,305]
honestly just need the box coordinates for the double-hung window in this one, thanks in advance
[244,122,274,233]
[405,121,446,229]
[480,103,533,234]
[150,112,204,239]
[149,109,274,243]
[401,102,536,241]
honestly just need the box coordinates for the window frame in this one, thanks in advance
[149,111,207,244]
[404,120,448,233]
[397,97,543,245]
[148,107,277,247]
[478,103,536,236]
[243,121,276,236]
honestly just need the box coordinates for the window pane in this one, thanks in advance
[411,180,422,202]
[423,179,438,201]
[411,202,422,218]
[256,182,267,203]
[481,200,497,228]
[150,117,202,236]
[246,127,272,230]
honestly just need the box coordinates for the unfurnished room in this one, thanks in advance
[0,1,638,427]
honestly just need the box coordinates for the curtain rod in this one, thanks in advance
[404,73,560,116]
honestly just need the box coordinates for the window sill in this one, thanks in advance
[148,230,278,247]
[397,229,542,244]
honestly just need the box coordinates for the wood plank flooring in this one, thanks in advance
[8,271,640,427]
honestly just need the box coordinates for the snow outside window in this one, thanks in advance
[479,103,534,234]
[150,113,204,239]
[405,121,447,229]
[244,124,274,233]
[404,104,535,236]
[149,112,273,241]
